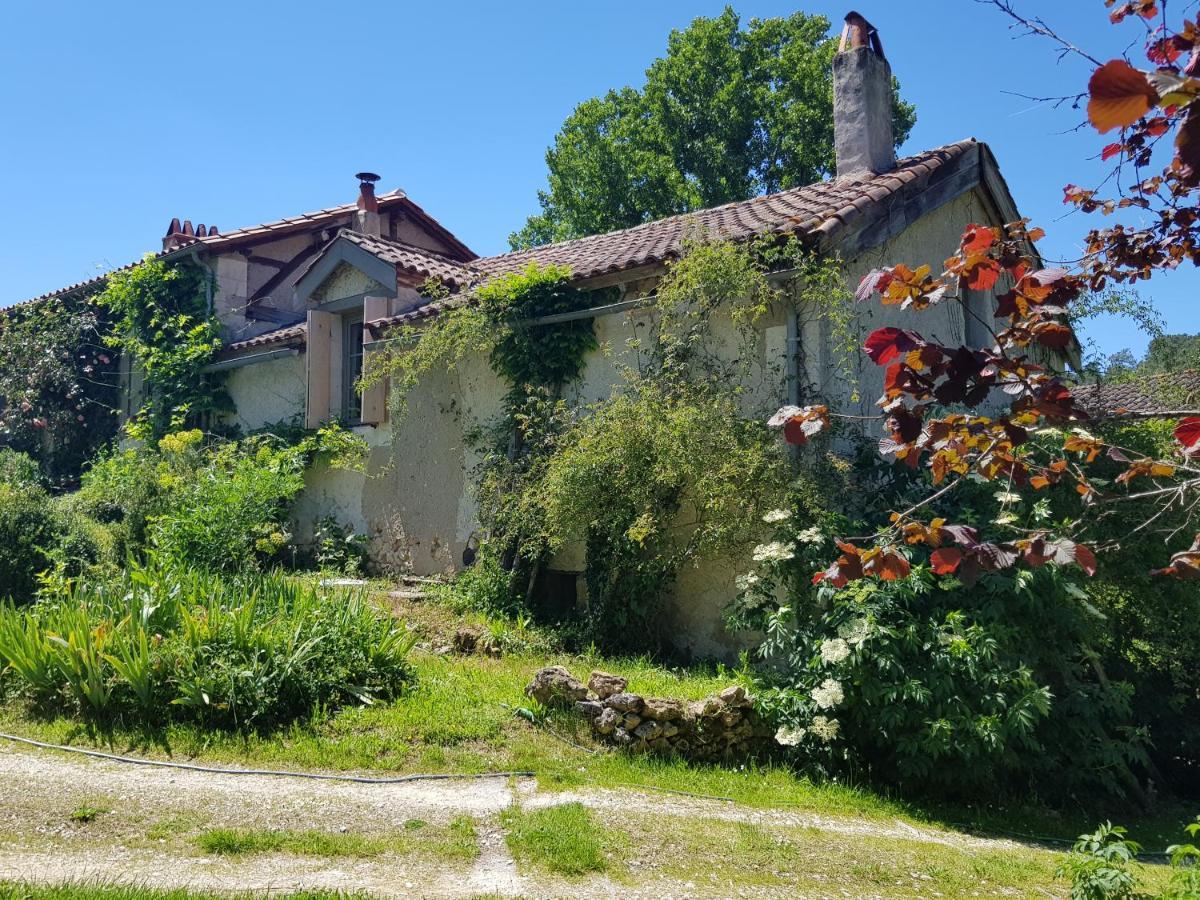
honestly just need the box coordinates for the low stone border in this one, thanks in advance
[525,666,771,761]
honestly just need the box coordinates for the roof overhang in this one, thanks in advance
[293,236,398,305]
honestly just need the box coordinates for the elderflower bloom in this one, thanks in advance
[837,617,871,647]
[994,491,1021,504]
[762,508,792,524]
[809,715,840,741]
[811,677,845,710]
[795,526,826,545]
[820,637,851,665]
[775,725,806,746]
[735,572,760,592]
[752,541,794,564]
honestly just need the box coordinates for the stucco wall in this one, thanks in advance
[224,352,306,433]
[237,185,1003,659]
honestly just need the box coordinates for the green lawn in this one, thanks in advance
[0,583,1194,857]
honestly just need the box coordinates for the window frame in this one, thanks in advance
[340,313,365,424]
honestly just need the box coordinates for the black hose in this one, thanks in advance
[0,731,533,784]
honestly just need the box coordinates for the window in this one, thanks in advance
[341,316,364,422]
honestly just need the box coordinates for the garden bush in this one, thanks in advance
[0,449,42,491]
[0,557,415,729]
[74,427,364,572]
[731,453,1152,804]
[0,485,59,603]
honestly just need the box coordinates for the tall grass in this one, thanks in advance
[0,557,415,729]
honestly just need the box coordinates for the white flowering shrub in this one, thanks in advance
[729,488,1149,801]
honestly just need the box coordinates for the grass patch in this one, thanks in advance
[68,804,109,824]
[194,818,477,861]
[502,802,615,876]
[145,812,209,842]
[610,813,1179,898]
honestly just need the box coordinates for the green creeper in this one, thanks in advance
[510,7,916,249]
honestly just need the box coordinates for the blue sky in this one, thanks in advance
[1,0,1195,359]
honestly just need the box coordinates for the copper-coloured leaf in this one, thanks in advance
[1087,59,1159,133]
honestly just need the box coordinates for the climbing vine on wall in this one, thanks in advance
[97,256,228,441]
[375,244,853,647]
[0,290,120,487]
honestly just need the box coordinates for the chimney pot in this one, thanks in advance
[353,172,382,235]
[356,172,381,213]
[182,220,195,237]
[833,11,895,178]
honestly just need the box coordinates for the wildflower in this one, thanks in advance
[820,637,851,665]
[752,541,794,564]
[811,677,844,709]
[994,491,1021,504]
[762,508,792,524]
[775,725,806,746]
[809,715,840,741]
[838,617,871,647]
[795,526,826,545]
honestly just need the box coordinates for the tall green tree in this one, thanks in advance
[510,7,917,249]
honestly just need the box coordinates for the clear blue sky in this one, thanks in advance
[1,0,1195,360]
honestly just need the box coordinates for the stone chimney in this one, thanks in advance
[353,172,382,237]
[833,12,895,178]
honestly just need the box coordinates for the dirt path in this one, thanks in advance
[0,741,1041,898]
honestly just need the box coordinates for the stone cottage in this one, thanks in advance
[16,15,1031,656]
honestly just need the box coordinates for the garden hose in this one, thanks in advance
[1,729,1177,856]
[0,731,533,784]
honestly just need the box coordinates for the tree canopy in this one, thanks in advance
[509,7,917,250]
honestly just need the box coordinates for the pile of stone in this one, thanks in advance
[525,665,771,761]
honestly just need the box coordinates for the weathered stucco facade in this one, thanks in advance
[217,173,1015,658]
[20,22,1031,659]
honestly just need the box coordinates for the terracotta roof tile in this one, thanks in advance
[10,189,476,309]
[337,231,479,289]
[223,323,306,354]
[1072,371,1200,415]
[363,140,981,334]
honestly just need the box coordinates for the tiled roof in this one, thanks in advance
[1072,371,1200,415]
[179,190,475,260]
[473,140,979,282]
[10,189,475,310]
[223,323,307,354]
[364,139,982,333]
[336,231,479,289]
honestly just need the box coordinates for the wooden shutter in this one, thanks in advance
[305,309,335,429]
[359,297,388,425]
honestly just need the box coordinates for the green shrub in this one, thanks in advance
[147,437,305,571]
[0,449,42,490]
[0,557,415,729]
[734,495,1148,802]
[0,485,58,603]
[75,427,364,572]
[536,383,785,648]
[313,516,369,576]
[1056,822,1141,900]
[48,494,119,578]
